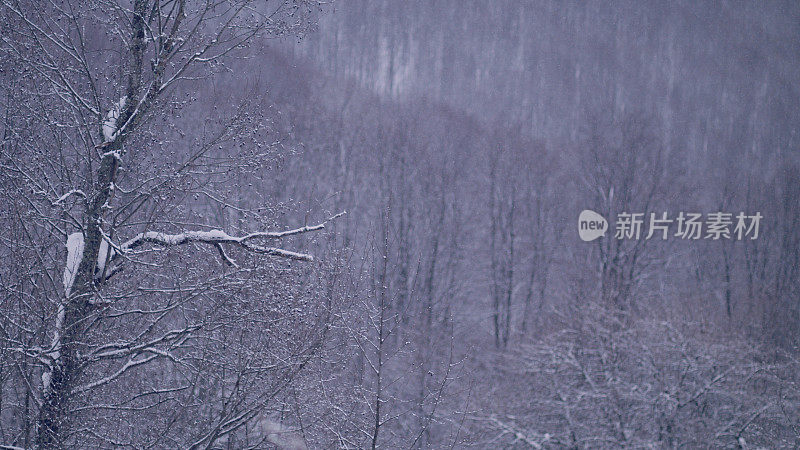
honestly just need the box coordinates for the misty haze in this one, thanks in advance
[0,1,798,448]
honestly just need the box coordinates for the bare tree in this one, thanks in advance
[0,1,342,447]
[581,111,666,313]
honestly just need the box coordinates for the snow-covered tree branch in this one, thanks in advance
[118,212,345,263]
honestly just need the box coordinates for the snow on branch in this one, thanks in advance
[64,232,84,296]
[53,189,86,205]
[120,213,345,264]
[123,231,311,261]
[102,96,127,141]
[61,214,343,299]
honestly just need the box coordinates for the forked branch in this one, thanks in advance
[118,212,345,263]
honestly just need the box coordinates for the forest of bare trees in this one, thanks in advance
[0,1,799,448]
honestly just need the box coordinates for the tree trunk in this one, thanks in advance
[37,152,119,447]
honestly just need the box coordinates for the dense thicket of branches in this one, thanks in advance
[1,0,799,448]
